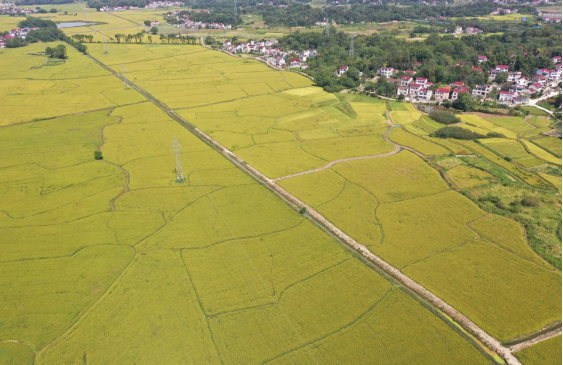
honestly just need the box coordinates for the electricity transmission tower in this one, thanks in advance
[349,34,355,57]
[234,0,237,15]
[325,19,330,37]
[102,35,108,54]
[172,137,186,183]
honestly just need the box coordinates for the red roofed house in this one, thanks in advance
[435,87,450,100]
[415,78,428,87]
[289,58,301,68]
[404,70,416,75]
[495,65,509,72]
[451,87,469,100]
[409,84,422,95]
[478,55,488,63]
[379,67,396,78]
[453,81,464,87]
[552,56,562,64]
[472,66,483,71]
[400,76,413,86]
[417,89,432,100]
[338,65,349,75]
[498,91,515,103]
[397,86,409,97]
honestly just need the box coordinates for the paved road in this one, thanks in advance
[87,52,536,365]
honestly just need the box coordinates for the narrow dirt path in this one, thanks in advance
[510,327,562,353]
[87,52,525,365]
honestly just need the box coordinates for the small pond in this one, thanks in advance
[56,22,97,29]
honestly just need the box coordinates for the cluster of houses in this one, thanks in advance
[451,25,484,34]
[0,27,40,48]
[489,8,518,15]
[99,1,182,12]
[541,12,562,22]
[368,55,562,105]
[0,3,37,16]
[166,11,232,29]
[221,40,316,69]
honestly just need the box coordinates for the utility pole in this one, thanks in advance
[172,137,186,183]
[349,34,355,57]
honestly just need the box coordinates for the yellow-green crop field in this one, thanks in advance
[0,38,502,365]
[515,336,562,365]
[79,44,561,347]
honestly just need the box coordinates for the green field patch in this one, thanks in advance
[236,141,327,178]
[140,185,302,250]
[484,116,534,133]
[389,101,408,111]
[533,136,562,157]
[301,132,393,161]
[278,169,345,207]
[378,190,482,268]
[470,214,551,268]
[317,182,382,251]
[389,128,450,156]
[539,173,562,194]
[459,114,517,139]
[515,335,562,365]
[480,139,545,168]
[209,130,255,150]
[332,151,449,203]
[0,245,133,348]
[404,239,562,341]
[522,140,562,165]
[268,288,490,365]
[183,222,349,315]
[295,127,340,140]
[447,165,495,189]
[0,342,35,365]
[36,250,221,365]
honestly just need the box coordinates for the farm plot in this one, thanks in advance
[480,139,546,168]
[389,127,450,156]
[0,43,144,126]
[515,335,562,365]
[281,149,561,342]
[1,48,490,364]
[533,136,562,157]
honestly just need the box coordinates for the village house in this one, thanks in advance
[415,78,429,88]
[451,87,469,100]
[478,55,488,63]
[400,76,413,86]
[379,67,396,78]
[498,91,515,103]
[397,86,409,97]
[289,58,301,68]
[435,87,451,100]
[417,89,432,100]
[472,84,493,98]
[552,56,562,64]
[338,65,349,75]
[409,84,422,95]
[507,71,522,82]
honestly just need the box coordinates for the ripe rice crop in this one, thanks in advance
[515,335,562,365]
[389,128,450,156]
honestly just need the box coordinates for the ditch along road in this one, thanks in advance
[88,53,550,365]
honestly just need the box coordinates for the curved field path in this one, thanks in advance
[87,52,545,365]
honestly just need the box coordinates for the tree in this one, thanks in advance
[148,35,152,44]
[205,36,215,45]
[452,92,473,111]
[144,20,151,26]
[94,151,103,160]
[45,44,67,59]
[115,34,122,43]
[49,8,57,13]
[150,26,158,35]
[495,72,508,84]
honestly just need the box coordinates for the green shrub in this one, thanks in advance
[429,110,461,125]
[521,196,539,207]
[94,151,103,160]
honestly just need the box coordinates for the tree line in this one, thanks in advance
[278,25,561,93]
[247,2,535,27]
[2,17,87,54]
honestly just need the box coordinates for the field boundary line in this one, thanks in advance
[509,326,562,353]
[87,52,524,365]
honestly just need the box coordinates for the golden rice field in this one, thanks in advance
[281,150,561,341]
[515,336,562,365]
[0,42,145,126]
[0,39,498,364]
[80,44,561,346]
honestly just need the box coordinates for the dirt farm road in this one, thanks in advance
[87,52,561,365]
